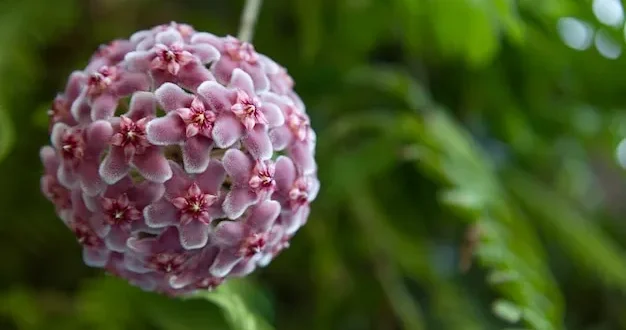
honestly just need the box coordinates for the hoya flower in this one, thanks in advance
[40,22,318,296]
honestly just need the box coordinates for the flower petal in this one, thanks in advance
[242,125,272,160]
[197,80,232,113]
[86,120,114,151]
[50,122,69,149]
[130,180,165,208]
[223,187,257,219]
[123,254,152,273]
[57,164,78,189]
[222,148,252,184]
[125,50,154,71]
[99,147,130,185]
[144,200,178,228]
[182,136,213,174]
[195,160,226,194]
[105,226,131,252]
[127,91,157,120]
[116,73,150,96]
[229,68,255,95]
[246,200,281,232]
[154,82,194,112]
[146,114,186,145]
[156,29,183,45]
[242,62,270,93]
[209,248,242,278]
[289,141,316,175]
[178,62,214,91]
[187,43,220,64]
[79,162,106,197]
[83,247,110,268]
[91,94,118,121]
[268,126,292,151]
[274,156,296,193]
[132,146,172,183]
[260,102,284,127]
[179,221,210,250]
[71,96,92,124]
[88,215,111,237]
[212,114,243,148]
[164,162,192,199]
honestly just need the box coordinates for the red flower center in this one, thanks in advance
[224,38,258,63]
[112,116,150,154]
[287,109,310,142]
[72,220,103,248]
[61,129,85,166]
[149,253,188,273]
[239,233,267,258]
[172,183,218,225]
[288,177,310,210]
[231,90,266,131]
[87,66,118,96]
[249,160,276,195]
[102,194,141,226]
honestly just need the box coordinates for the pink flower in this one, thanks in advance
[192,34,269,92]
[147,83,216,174]
[144,161,226,249]
[209,200,281,277]
[196,69,283,160]
[40,22,318,296]
[99,92,172,184]
[51,120,113,196]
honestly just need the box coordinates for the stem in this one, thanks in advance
[238,0,263,43]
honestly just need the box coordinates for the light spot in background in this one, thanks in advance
[592,0,624,27]
[557,17,594,50]
[616,138,626,168]
[595,29,622,58]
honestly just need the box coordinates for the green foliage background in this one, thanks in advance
[2,0,626,329]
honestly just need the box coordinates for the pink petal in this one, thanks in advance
[79,162,106,197]
[103,176,134,198]
[212,114,243,148]
[83,247,110,268]
[269,126,292,151]
[50,122,69,149]
[144,200,178,228]
[187,43,220,64]
[123,254,152,274]
[195,160,226,194]
[155,30,183,45]
[223,187,258,219]
[229,258,257,277]
[130,180,166,208]
[246,200,281,232]
[115,72,150,96]
[212,57,238,86]
[242,62,270,93]
[146,114,186,145]
[86,120,114,151]
[91,94,118,121]
[132,146,173,183]
[88,215,111,237]
[65,71,87,102]
[70,96,92,124]
[197,81,232,113]
[209,248,242,278]
[214,221,245,244]
[99,147,130,185]
[222,148,253,184]
[242,125,273,160]
[164,162,192,199]
[260,102,284,127]
[179,221,210,250]
[289,141,316,175]
[124,50,154,71]
[57,164,78,188]
[40,146,59,173]
[182,136,213,174]
[229,68,255,96]
[127,91,157,120]
[274,156,296,193]
[190,32,223,48]
[105,226,131,252]
[178,62,214,91]
[154,82,194,112]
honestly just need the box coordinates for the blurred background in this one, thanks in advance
[2,0,626,329]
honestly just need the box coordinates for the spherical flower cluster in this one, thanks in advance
[40,22,318,296]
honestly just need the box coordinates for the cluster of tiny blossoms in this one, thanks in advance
[40,22,318,296]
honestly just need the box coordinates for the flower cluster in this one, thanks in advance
[40,22,318,296]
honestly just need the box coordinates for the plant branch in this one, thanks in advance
[238,0,263,43]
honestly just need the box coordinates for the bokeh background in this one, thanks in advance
[3,0,626,329]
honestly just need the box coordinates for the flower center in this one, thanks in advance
[72,220,103,248]
[153,43,193,75]
[87,66,118,96]
[177,98,216,138]
[112,116,150,153]
[248,160,276,195]
[149,253,188,273]
[61,129,85,165]
[102,194,141,226]
[231,90,266,131]
[224,38,258,63]
[239,233,267,258]
[48,96,69,124]
[172,183,218,225]
[288,177,310,210]
[287,110,310,142]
